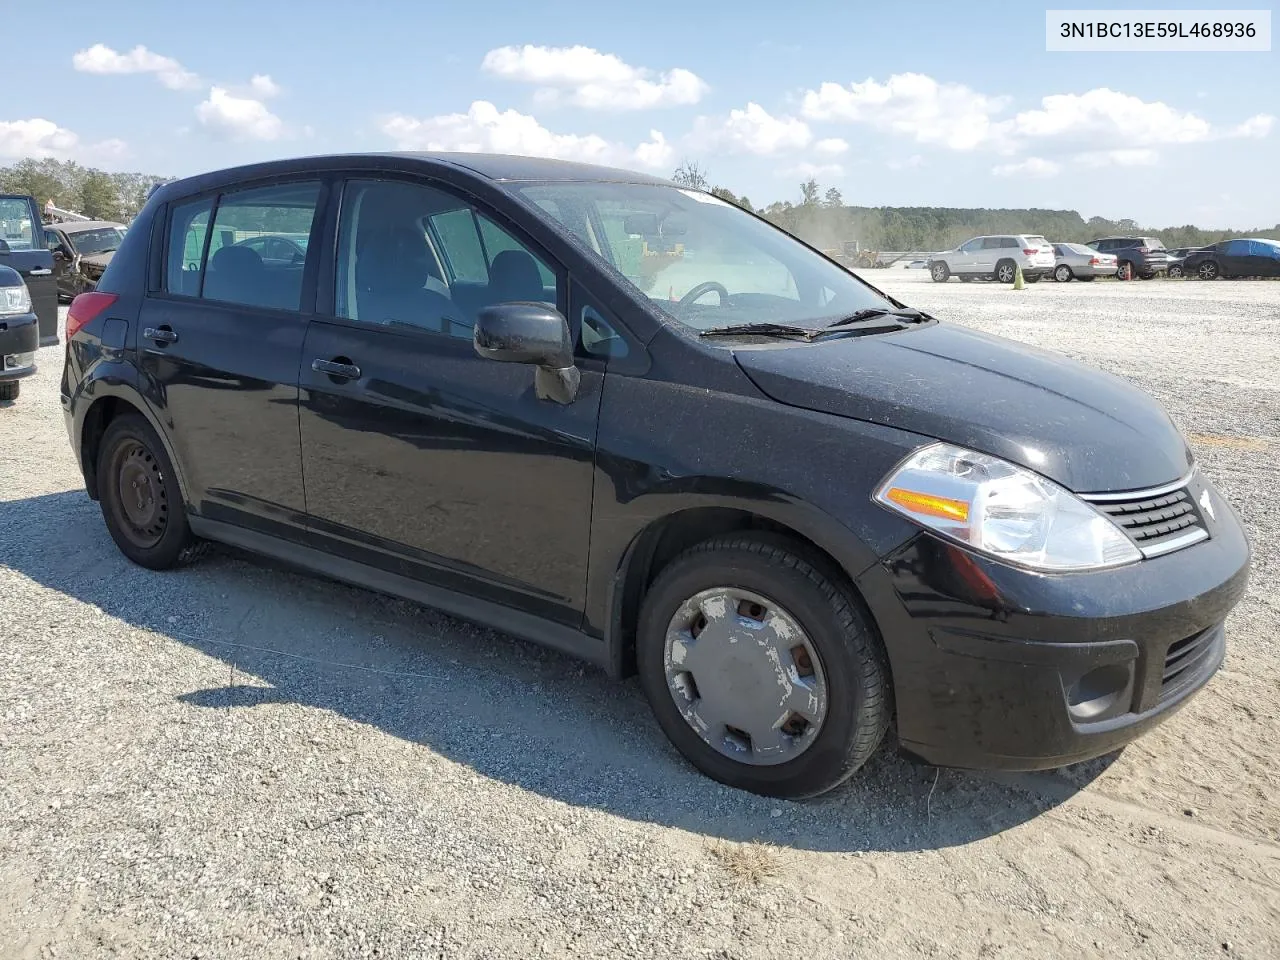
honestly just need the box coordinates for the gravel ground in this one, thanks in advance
[1,278,1278,959]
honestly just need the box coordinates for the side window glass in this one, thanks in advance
[1001,237,1018,248]
[335,179,560,341]
[202,182,320,311]
[981,238,1002,250]
[166,196,214,297]
[581,305,630,359]
[46,231,60,251]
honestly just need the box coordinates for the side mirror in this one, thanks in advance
[474,301,580,404]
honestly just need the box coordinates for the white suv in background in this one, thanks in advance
[928,235,1056,283]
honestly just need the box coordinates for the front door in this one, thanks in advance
[136,179,324,535]
[298,177,601,625]
[0,195,58,343]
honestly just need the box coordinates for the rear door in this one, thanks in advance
[136,178,325,535]
[0,195,58,344]
[297,176,602,625]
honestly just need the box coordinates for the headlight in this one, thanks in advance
[0,284,32,316]
[874,443,1141,571]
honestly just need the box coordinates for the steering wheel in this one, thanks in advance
[677,281,729,309]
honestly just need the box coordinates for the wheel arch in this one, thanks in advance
[76,384,190,505]
[603,503,890,684]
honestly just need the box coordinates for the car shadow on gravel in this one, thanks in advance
[3,489,1114,854]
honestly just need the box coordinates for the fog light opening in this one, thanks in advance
[1067,663,1132,721]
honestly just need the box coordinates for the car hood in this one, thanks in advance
[78,251,115,269]
[733,323,1192,493]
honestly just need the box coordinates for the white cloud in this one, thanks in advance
[249,74,282,98]
[695,103,811,156]
[887,154,925,170]
[814,137,849,156]
[992,157,1061,178]
[0,118,80,159]
[782,161,844,179]
[1002,89,1212,148]
[1230,114,1274,139]
[379,101,667,170]
[481,45,707,110]
[1077,148,1159,167]
[802,73,1007,151]
[196,87,284,141]
[71,43,200,90]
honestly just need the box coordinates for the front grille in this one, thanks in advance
[1082,479,1208,557]
[1161,626,1221,700]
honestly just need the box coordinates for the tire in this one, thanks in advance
[97,413,202,570]
[929,262,950,283]
[1198,260,1220,280]
[995,260,1016,284]
[1024,274,1041,284]
[0,381,18,403]
[1117,260,1134,281]
[1168,264,1183,279]
[1054,265,1073,282]
[637,535,891,799]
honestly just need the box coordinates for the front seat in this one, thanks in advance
[356,226,460,332]
[489,249,548,304]
[204,244,265,304]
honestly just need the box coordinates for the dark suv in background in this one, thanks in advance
[1088,236,1170,280]
[45,220,128,301]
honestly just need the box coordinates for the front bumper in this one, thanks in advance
[855,479,1250,770]
[0,312,40,382]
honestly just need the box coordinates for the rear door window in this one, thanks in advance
[203,182,320,311]
[981,237,1004,250]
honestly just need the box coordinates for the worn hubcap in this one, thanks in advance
[663,588,827,766]
[114,442,167,547]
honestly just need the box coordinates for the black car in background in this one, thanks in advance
[1088,236,1171,280]
[0,263,39,401]
[0,193,59,345]
[1181,238,1280,279]
[45,220,128,301]
[60,153,1250,798]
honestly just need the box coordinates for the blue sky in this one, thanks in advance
[5,0,1277,227]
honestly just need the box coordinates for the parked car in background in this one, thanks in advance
[1088,237,1170,280]
[929,235,1054,283]
[1181,239,1280,279]
[0,193,59,345]
[45,220,128,301]
[0,264,38,402]
[231,233,309,266]
[1051,243,1118,282]
[60,152,1251,798]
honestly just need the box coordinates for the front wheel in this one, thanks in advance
[1055,265,1073,282]
[97,413,202,570]
[637,536,890,798]
[930,262,950,283]
[0,381,18,403]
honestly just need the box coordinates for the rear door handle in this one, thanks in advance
[312,358,361,380]
[29,268,52,276]
[144,326,179,344]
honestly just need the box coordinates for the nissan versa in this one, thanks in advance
[60,154,1250,798]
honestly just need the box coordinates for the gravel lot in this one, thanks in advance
[2,276,1278,959]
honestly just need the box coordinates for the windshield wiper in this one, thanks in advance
[825,306,930,328]
[699,322,824,340]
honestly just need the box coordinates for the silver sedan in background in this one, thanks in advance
[1052,243,1118,281]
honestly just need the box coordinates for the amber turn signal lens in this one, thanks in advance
[884,488,970,522]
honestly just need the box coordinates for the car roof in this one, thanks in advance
[155,152,674,200]
[55,220,126,232]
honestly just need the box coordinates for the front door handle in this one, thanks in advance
[144,326,179,344]
[312,358,361,380]
[29,268,52,276]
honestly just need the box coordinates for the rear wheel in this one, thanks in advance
[0,381,18,403]
[995,260,1016,283]
[1168,263,1184,279]
[1198,260,1220,280]
[97,414,201,570]
[930,262,950,283]
[1054,265,1073,282]
[637,535,890,798]
[1117,260,1134,281]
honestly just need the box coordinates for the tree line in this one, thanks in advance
[3,155,1273,253]
[671,160,1278,252]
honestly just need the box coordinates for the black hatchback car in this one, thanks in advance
[61,154,1250,798]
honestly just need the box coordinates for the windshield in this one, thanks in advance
[511,182,893,331]
[68,226,126,255]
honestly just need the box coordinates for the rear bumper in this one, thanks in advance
[855,478,1250,771]
[0,312,40,382]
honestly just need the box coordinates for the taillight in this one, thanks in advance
[1022,248,1037,256]
[1090,257,1100,265]
[66,292,118,340]
[1136,246,1149,254]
